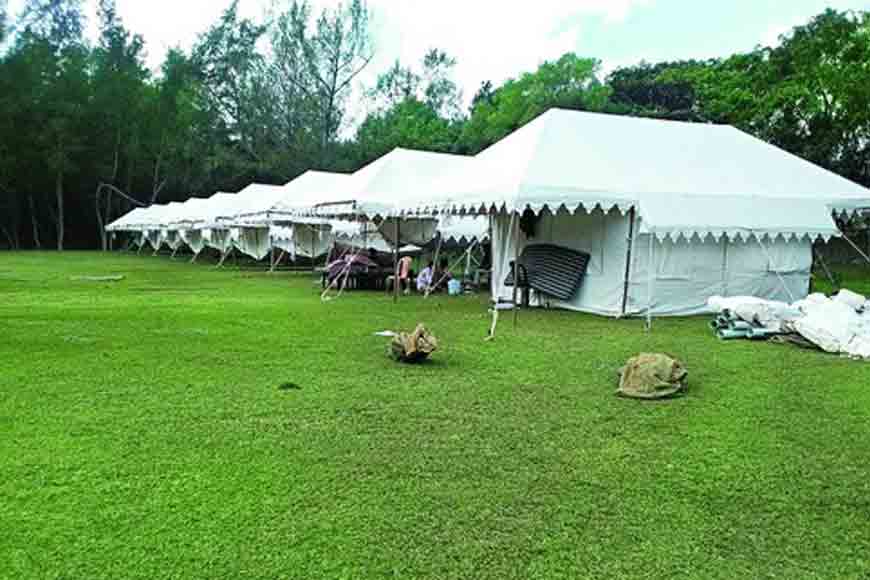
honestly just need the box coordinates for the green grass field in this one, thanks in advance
[2,252,870,579]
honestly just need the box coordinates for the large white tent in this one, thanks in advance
[383,109,870,317]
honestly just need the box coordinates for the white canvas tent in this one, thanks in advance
[382,109,870,317]
[291,149,478,254]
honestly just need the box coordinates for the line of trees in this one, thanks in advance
[0,1,868,250]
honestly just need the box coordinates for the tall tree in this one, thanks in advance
[283,0,373,157]
[607,60,703,120]
[192,0,270,186]
[460,53,610,154]
[17,0,89,250]
[91,0,149,248]
[0,0,7,43]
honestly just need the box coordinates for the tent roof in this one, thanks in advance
[298,148,476,219]
[214,183,287,226]
[106,207,148,231]
[393,109,870,239]
[267,171,353,218]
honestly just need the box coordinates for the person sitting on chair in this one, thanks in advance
[398,255,413,294]
[416,261,434,293]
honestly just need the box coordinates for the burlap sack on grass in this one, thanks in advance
[617,353,687,400]
[390,324,438,363]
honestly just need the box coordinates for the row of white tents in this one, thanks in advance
[108,109,870,317]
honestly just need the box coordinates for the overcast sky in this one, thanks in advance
[7,0,867,113]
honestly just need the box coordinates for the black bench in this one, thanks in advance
[505,244,591,305]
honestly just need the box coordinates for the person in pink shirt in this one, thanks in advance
[397,255,413,294]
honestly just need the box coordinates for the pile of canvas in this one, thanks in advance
[707,290,870,359]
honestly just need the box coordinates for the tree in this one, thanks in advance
[662,9,870,187]
[353,98,460,165]
[606,61,703,120]
[282,0,374,156]
[91,0,150,249]
[16,0,89,250]
[192,0,270,185]
[0,0,7,43]
[460,53,610,154]
[420,48,463,120]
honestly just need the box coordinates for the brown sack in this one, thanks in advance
[617,353,687,400]
[390,324,438,363]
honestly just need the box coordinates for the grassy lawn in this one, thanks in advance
[2,252,870,580]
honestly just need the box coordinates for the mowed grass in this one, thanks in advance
[2,252,870,580]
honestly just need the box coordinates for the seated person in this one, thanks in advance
[386,255,414,295]
[416,261,434,293]
[398,255,413,294]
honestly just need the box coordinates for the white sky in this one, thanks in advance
[7,0,865,120]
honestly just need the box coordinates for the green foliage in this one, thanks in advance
[3,252,870,578]
[0,6,869,250]
[460,54,610,154]
[607,60,703,120]
[354,98,461,164]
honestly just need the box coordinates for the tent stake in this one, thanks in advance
[620,207,636,317]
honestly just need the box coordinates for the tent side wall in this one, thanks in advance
[626,232,812,316]
[491,211,813,317]
[491,209,632,316]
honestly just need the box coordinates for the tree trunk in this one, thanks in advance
[95,185,108,252]
[55,169,64,251]
[28,195,41,249]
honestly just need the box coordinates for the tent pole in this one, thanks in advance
[393,219,400,304]
[513,212,521,328]
[842,232,870,267]
[646,233,654,332]
[620,207,636,317]
[425,233,443,299]
[170,245,179,260]
[216,246,231,269]
[753,233,796,303]
[269,234,275,274]
[311,227,316,274]
[190,251,200,264]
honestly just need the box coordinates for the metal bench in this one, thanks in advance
[505,244,591,306]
